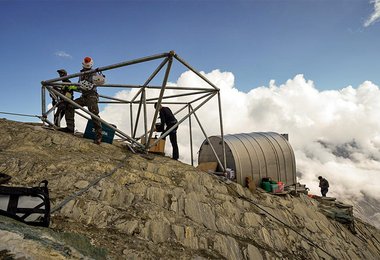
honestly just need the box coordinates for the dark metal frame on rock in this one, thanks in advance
[40,51,227,170]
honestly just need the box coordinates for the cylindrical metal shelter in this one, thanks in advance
[198,132,296,186]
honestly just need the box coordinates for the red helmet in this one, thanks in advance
[82,56,93,69]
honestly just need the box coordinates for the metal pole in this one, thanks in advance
[98,84,215,91]
[144,90,213,102]
[42,52,170,84]
[149,92,216,148]
[217,92,227,173]
[190,91,218,104]
[132,57,170,139]
[145,86,214,91]
[190,105,225,172]
[98,101,130,104]
[131,92,145,137]
[43,102,59,118]
[173,103,189,116]
[146,55,173,149]
[188,105,194,166]
[75,110,91,120]
[131,57,169,103]
[143,88,148,144]
[98,94,130,103]
[47,87,144,149]
[41,86,46,124]
[173,54,220,91]
[136,103,188,141]
[43,118,55,127]
[130,103,134,137]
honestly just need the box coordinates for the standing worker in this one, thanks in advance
[154,102,179,160]
[318,176,329,197]
[62,57,103,145]
[54,69,74,127]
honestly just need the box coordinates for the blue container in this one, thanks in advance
[83,120,116,144]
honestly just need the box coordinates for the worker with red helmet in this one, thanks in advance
[61,56,103,144]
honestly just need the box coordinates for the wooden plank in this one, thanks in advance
[197,162,218,172]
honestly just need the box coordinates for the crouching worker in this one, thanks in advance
[154,102,179,160]
[61,56,104,145]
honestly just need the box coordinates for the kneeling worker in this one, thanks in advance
[154,102,179,160]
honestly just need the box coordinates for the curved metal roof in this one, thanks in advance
[198,132,296,186]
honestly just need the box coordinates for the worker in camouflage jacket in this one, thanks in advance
[318,176,329,197]
[62,57,103,145]
[53,69,74,127]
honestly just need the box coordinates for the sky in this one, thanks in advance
[1,0,380,226]
[0,0,380,117]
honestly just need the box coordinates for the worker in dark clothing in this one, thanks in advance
[318,176,329,197]
[62,57,103,144]
[154,102,179,160]
[54,69,74,127]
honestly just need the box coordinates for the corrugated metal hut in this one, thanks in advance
[198,132,296,186]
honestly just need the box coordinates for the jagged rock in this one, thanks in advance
[0,119,379,259]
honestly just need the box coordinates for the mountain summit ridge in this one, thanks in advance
[0,119,379,259]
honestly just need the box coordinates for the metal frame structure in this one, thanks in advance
[41,51,227,170]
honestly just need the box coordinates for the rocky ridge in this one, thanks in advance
[0,118,379,259]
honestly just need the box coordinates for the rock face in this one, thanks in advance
[0,119,380,259]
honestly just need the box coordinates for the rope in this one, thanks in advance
[218,178,337,259]
[0,111,42,119]
[51,155,130,214]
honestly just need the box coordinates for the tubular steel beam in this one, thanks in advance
[190,105,225,172]
[41,51,224,164]
[99,84,215,91]
[131,57,169,103]
[136,103,188,141]
[42,52,170,84]
[130,103,134,137]
[190,91,218,104]
[149,92,216,148]
[217,92,227,172]
[131,57,170,139]
[143,88,148,144]
[144,90,213,102]
[146,55,173,149]
[173,54,220,91]
[41,86,46,124]
[188,105,194,166]
[47,86,144,149]
[98,94,130,103]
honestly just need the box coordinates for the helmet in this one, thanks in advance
[82,56,93,69]
[57,69,67,75]
[93,73,105,85]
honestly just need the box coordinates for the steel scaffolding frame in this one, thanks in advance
[41,51,227,170]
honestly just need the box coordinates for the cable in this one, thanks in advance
[0,111,42,119]
[51,155,130,214]
[218,178,337,259]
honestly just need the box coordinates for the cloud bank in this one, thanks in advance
[364,0,380,27]
[55,51,72,59]
[69,69,380,226]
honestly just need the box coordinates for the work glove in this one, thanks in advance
[63,85,78,91]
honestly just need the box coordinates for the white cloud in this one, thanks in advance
[70,69,380,227]
[364,0,380,27]
[55,51,72,59]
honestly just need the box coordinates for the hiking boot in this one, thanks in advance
[58,127,74,134]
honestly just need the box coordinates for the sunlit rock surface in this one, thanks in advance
[0,119,379,259]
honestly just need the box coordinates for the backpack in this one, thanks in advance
[0,180,51,227]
